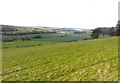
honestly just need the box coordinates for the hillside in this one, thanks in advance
[1,25,92,42]
[1,25,90,33]
[2,37,118,81]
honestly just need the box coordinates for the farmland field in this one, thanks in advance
[2,37,118,81]
[2,40,59,48]
[36,33,91,42]
[3,33,91,42]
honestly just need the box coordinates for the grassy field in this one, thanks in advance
[3,33,91,42]
[2,33,91,48]
[2,37,118,81]
[37,33,91,42]
[2,40,58,48]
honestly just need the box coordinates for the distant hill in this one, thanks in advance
[52,28,92,34]
[1,25,17,32]
[0,24,92,33]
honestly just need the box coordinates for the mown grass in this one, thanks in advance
[2,37,118,81]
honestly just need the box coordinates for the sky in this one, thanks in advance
[0,0,119,29]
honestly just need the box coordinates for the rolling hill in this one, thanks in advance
[2,37,118,81]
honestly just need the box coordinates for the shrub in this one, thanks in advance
[21,37,32,41]
[33,35,41,38]
[2,36,15,42]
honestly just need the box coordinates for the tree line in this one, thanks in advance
[91,21,120,39]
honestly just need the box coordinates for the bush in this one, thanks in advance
[21,37,31,41]
[2,36,15,42]
[33,35,41,38]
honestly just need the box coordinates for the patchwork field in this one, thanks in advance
[2,37,118,81]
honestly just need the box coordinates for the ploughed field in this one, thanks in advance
[2,37,118,81]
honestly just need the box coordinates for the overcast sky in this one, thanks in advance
[0,0,119,29]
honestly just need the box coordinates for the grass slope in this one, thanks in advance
[2,37,118,81]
